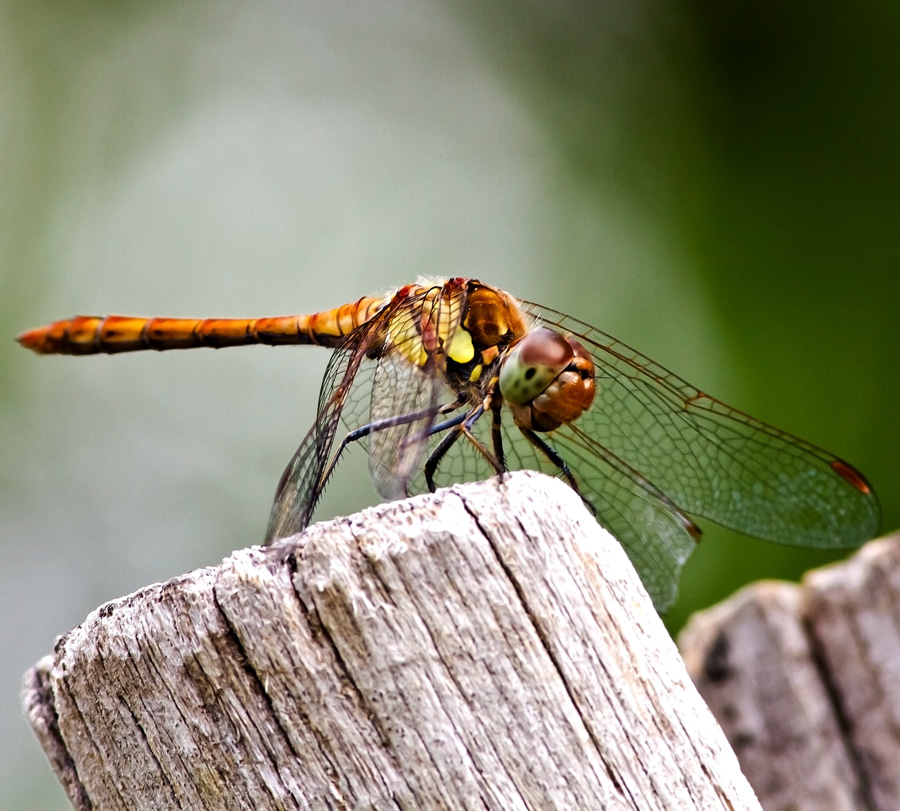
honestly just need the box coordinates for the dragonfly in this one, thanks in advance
[17,277,880,611]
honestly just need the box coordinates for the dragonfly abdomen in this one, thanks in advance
[16,297,387,355]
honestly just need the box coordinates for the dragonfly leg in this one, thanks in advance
[461,420,505,475]
[412,411,472,492]
[518,428,589,507]
[489,384,506,470]
[424,406,482,491]
[423,404,508,492]
[321,394,470,492]
[422,410,469,437]
[343,405,439,444]
[395,392,470,454]
[318,403,450,491]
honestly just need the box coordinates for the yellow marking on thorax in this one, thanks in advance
[446,328,474,364]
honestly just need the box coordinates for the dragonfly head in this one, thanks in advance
[499,327,596,431]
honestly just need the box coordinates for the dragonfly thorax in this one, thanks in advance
[499,327,596,432]
[438,280,534,405]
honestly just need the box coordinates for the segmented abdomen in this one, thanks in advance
[16,296,387,355]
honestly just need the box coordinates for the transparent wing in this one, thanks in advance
[404,298,880,609]
[264,325,372,541]
[265,285,464,541]
[367,285,465,498]
[405,403,697,611]
[521,301,881,548]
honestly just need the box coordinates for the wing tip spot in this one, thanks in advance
[830,458,872,495]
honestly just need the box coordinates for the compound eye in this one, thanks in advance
[499,327,573,405]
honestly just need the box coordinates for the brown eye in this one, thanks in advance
[499,327,574,405]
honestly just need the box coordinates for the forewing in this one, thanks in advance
[406,402,696,611]
[550,423,698,611]
[367,285,465,498]
[264,330,372,542]
[522,301,881,548]
[266,284,467,541]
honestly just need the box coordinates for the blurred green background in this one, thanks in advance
[2,1,897,807]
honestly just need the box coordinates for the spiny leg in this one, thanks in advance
[518,427,590,509]
[423,402,509,492]
[395,391,470,465]
[423,406,482,491]
[318,398,466,493]
[489,384,506,471]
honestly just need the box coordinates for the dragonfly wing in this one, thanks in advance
[264,333,369,542]
[549,423,698,611]
[409,403,695,611]
[366,349,445,499]
[266,282,467,540]
[523,302,881,549]
[366,285,466,498]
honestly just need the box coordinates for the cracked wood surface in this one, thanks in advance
[23,471,760,810]
[679,531,900,811]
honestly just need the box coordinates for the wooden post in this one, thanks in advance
[23,471,760,810]
[679,531,900,811]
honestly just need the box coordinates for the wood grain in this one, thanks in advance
[24,471,760,810]
[680,532,900,811]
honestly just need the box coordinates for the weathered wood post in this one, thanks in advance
[23,471,760,810]
[680,531,900,811]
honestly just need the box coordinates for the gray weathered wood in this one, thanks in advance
[679,531,900,811]
[24,471,760,810]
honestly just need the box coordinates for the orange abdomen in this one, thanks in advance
[16,296,386,355]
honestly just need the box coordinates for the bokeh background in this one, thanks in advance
[2,1,898,807]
